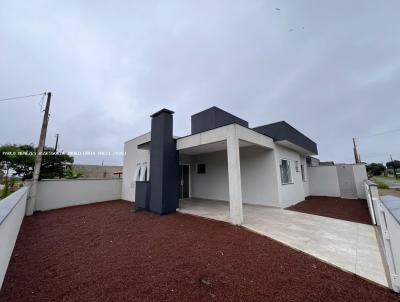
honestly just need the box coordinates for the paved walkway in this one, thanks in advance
[178,198,388,287]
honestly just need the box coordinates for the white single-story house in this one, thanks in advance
[122,107,367,225]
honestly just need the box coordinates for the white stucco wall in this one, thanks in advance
[35,179,122,211]
[240,146,280,206]
[308,166,341,197]
[188,146,280,207]
[0,187,28,289]
[308,164,367,199]
[190,150,229,201]
[353,164,368,198]
[275,145,307,207]
[122,132,151,202]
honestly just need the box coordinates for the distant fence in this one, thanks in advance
[0,187,29,289]
[35,179,122,211]
[364,181,400,292]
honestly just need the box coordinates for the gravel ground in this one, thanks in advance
[287,196,372,224]
[1,200,398,301]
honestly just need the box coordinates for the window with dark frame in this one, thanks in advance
[197,163,206,174]
[280,159,293,184]
[301,164,306,181]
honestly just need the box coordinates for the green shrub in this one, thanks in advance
[377,182,389,189]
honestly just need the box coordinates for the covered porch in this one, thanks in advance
[176,123,277,225]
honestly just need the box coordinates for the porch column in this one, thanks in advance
[226,125,243,225]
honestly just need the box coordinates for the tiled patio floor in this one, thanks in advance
[178,198,388,287]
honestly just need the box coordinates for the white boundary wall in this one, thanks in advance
[364,182,400,292]
[308,166,341,197]
[353,164,368,198]
[308,164,367,198]
[35,179,122,211]
[0,187,29,289]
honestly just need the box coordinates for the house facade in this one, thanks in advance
[122,107,322,225]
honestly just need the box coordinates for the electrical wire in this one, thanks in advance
[356,128,400,140]
[0,92,46,102]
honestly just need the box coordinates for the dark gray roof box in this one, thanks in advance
[253,121,318,155]
[191,106,249,135]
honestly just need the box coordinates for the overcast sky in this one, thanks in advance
[1,1,399,165]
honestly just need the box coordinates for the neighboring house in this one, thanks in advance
[73,164,122,179]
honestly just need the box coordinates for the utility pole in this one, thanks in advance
[26,92,51,215]
[390,154,397,179]
[53,133,59,178]
[353,138,361,164]
[54,133,59,152]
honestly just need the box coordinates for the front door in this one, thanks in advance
[179,165,190,199]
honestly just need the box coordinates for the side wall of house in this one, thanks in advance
[274,145,308,208]
[122,133,151,202]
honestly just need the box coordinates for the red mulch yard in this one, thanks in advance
[287,196,373,225]
[1,200,397,302]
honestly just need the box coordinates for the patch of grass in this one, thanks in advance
[378,175,397,180]
[371,177,390,189]
[377,183,390,189]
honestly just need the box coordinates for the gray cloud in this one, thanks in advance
[1,0,399,165]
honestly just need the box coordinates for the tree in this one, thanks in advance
[0,144,74,181]
[38,146,75,179]
[386,160,400,170]
[366,163,386,176]
[63,166,84,179]
[0,145,21,197]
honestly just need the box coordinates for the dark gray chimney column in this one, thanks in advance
[149,108,179,214]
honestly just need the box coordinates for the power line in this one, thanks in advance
[0,92,46,103]
[356,128,400,140]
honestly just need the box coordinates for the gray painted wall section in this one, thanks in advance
[149,110,179,214]
[253,121,318,155]
[191,107,249,135]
